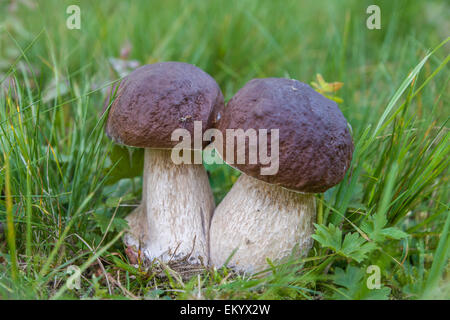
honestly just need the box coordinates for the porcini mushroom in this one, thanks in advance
[209,78,353,272]
[104,62,224,264]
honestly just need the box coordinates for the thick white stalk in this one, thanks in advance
[124,148,215,265]
[209,174,316,273]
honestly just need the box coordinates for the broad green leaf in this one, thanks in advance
[379,227,409,240]
[341,232,377,263]
[331,266,391,300]
[105,145,144,185]
[312,223,342,252]
[90,210,129,233]
[312,223,376,263]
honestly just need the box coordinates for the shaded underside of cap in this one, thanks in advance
[217,78,354,193]
[104,62,224,149]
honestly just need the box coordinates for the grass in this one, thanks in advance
[0,0,449,299]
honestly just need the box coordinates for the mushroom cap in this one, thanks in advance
[104,62,224,149]
[217,78,354,193]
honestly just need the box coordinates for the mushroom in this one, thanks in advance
[104,62,224,264]
[209,78,353,272]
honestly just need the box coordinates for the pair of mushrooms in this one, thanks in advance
[104,62,353,272]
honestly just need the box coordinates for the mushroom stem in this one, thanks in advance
[124,148,214,265]
[209,174,316,273]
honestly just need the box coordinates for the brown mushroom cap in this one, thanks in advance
[217,78,354,193]
[104,62,224,149]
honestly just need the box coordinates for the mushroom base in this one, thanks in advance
[209,174,316,273]
[124,148,215,265]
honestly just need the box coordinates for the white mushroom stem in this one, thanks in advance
[209,174,316,273]
[124,148,215,265]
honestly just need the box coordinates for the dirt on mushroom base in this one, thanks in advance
[124,244,209,281]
